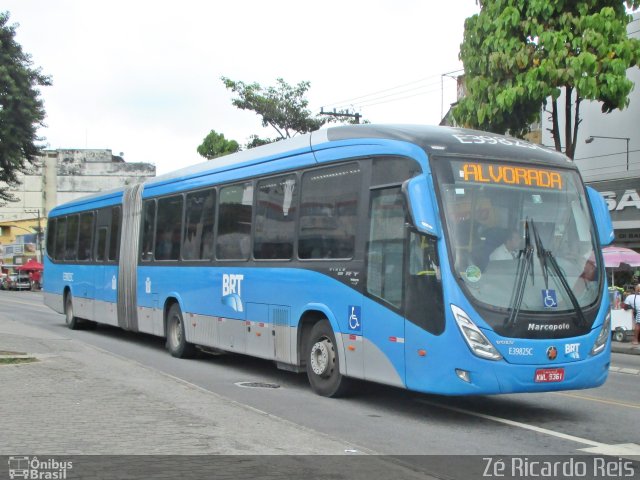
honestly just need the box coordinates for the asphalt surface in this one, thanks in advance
[1,290,639,479]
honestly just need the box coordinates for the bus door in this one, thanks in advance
[403,230,445,391]
[364,187,407,387]
[93,207,120,326]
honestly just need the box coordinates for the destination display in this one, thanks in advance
[459,162,564,190]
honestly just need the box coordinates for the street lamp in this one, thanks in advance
[585,135,631,171]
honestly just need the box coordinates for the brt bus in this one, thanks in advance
[43,125,614,397]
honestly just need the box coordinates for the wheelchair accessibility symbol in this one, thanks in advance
[542,289,558,309]
[348,305,361,332]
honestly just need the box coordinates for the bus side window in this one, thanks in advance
[155,195,184,261]
[64,215,79,261]
[298,163,361,260]
[54,217,66,261]
[77,212,95,261]
[217,183,253,260]
[109,206,121,262]
[46,218,56,260]
[96,227,108,262]
[183,189,215,260]
[366,187,405,308]
[405,233,445,335]
[141,201,156,262]
[254,175,297,260]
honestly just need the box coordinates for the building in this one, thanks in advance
[0,149,155,266]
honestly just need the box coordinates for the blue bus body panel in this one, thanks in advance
[143,152,318,199]
[136,265,406,380]
[48,191,123,218]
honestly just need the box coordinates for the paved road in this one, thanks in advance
[1,290,639,477]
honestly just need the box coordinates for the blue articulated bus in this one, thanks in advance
[43,125,615,397]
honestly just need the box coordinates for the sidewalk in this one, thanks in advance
[0,314,368,456]
[611,340,640,355]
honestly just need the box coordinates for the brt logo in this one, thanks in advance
[222,274,244,312]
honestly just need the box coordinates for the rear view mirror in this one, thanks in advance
[403,175,441,238]
[586,186,614,246]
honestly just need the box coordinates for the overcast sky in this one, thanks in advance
[5,1,479,174]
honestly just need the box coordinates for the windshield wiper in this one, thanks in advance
[529,220,587,328]
[505,220,534,328]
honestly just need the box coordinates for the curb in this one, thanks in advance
[611,342,640,355]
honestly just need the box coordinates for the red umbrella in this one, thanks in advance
[16,259,43,271]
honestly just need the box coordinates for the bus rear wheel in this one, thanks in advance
[166,304,196,358]
[64,294,81,330]
[305,320,351,397]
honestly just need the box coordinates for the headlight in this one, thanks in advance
[451,304,502,361]
[590,312,611,356]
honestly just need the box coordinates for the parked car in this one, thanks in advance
[2,273,31,291]
[13,273,31,290]
[1,274,17,290]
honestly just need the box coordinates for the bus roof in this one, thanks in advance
[49,125,573,216]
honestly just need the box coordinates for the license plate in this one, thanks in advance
[534,368,565,383]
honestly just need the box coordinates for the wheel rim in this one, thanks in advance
[169,315,182,349]
[310,337,334,377]
[65,299,73,325]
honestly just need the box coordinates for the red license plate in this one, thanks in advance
[534,368,565,383]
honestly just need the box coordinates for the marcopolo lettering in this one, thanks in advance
[527,323,570,331]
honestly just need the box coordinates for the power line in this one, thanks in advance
[356,84,456,108]
[345,81,455,109]
[574,148,640,162]
[322,69,461,110]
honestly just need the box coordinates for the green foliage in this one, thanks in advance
[197,130,240,160]
[244,135,274,149]
[221,77,326,143]
[0,12,51,204]
[453,0,640,158]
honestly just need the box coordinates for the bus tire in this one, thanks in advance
[166,304,196,358]
[64,294,81,330]
[305,320,351,397]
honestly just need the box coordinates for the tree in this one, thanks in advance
[221,77,327,147]
[0,11,51,204]
[197,130,240,160]
[453,1,640,159]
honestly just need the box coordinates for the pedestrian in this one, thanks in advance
[623,284,640,345]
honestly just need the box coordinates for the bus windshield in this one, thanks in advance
[432,158,601,319]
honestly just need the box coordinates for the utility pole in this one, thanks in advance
[24,209,42,262]
[319,108,361,124]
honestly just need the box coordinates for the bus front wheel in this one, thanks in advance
[166,304,196,358]
[64,294,80,330]
[305,320,351,397]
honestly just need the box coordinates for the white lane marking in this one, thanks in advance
[579,443,640,457]
[416,398,605,448]
[418,398,640,458]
